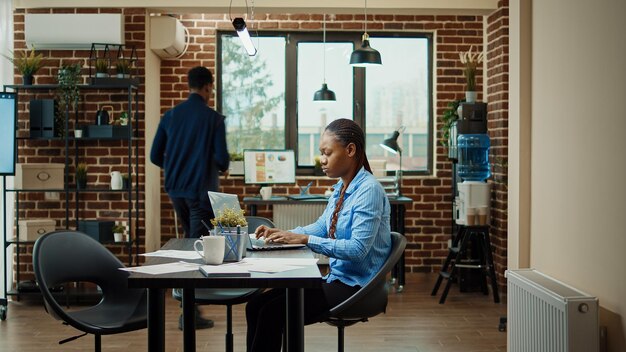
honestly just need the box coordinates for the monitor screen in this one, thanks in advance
[0,92,16,175]
[243,149,296,185]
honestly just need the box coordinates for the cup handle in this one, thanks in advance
[194,239,205,259]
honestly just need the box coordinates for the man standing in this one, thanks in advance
[150,66,229,329]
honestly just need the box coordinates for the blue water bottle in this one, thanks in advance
[457,134,491,181]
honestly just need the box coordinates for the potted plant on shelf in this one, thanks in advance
[1,47,45,85]
[314,156,324,176]
[95,58,109,78]
[76,163,87,190]
[115,58,131,79]
[228,152,244,176]
[459,45,484,103]
[112,224,126,242]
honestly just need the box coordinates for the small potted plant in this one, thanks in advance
[211,207,247,233]
[314,156,324,176]
[76,163,87,190]
[1,47,45,85]
[115,58,131,78]
[121,173,130,189]
[112,224,126,242]
[440,99,464,157]
[459,45,484,102]
[95,58,109,78]
[228,152,244,176]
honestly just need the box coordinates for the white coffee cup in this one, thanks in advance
[74,129,83,138]
[260,187,272,200]
[194,236,225,265]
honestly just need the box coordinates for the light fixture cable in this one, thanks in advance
[322,14,327,84]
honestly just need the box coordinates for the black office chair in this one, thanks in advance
[172,216,274,352]
[323,231,406,352]
[32,230,147,352]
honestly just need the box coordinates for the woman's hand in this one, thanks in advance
[254,225,281,239]
[265,231,309,245]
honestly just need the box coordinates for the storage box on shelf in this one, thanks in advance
[17,219,56,241]
[77,220,115,243]
[15,163,64,189]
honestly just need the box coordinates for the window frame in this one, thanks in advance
[216,30,434,176]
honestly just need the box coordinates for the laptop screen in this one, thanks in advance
[207,191,242,214]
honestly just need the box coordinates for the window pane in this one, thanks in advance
[221,36,286,154]
[365,37,430,172]
[297,42,353,166]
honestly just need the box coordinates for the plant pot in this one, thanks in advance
[114,232,124,242]
[116,73,131,79]
[96,73,109,78]
[77,178,87,190]
[465,91,477,103]
[23,75,33,85]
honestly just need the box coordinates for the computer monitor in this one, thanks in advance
[0,92,17,175]
[243,149,296,185]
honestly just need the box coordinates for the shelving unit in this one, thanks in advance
[1,83,140,312]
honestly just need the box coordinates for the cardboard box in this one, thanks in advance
[78,220,115,243]
[15,163,65,190]
[18,219,56,241]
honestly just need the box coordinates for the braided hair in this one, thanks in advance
[325,118,372,238]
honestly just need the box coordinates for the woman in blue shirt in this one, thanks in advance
[246,118,392,352]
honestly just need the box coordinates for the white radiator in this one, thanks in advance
[273,204,325,230]
[507,269,599,352]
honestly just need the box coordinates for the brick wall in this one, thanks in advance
[486,0,510,294]
[157,13,490,276]
[10,7,510,289]
[11,8,146,283]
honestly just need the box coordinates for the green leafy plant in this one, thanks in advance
[229,152,244,161]
[211,207,247,228]
[440,99,464,148]
[459,45,484,92]
[112,224,126,234]
[115,58,131,75]
[76,163,87,188]
[1,47,45,76]
[95,58,109,74]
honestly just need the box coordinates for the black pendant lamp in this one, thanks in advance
[314,14,336,101]
[350,0,382,67]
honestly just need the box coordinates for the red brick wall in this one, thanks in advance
[157,13,488,275]
[486,0,510,294]
[10,7,510,288]
[10,8,146,282]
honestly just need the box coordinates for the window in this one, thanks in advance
[218,32,433,175]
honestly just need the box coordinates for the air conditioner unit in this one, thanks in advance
[25,14,124,50]
[150,16,187,59]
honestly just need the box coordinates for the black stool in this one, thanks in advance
[431,225,500,304]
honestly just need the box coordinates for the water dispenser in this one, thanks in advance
[457,133,491,182]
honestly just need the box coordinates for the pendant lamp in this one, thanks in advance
[232,17,257,56]
[350,0,382,67]
[314,14,336,101]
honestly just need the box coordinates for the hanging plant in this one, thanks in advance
[440,99,464,148]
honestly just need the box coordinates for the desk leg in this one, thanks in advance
[249,204,258,216]
[397,205,406,292]
[182,288,196,352]
[285,288,304,352]
[147,288,165,352]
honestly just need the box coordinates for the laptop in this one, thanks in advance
[207,191,305,251]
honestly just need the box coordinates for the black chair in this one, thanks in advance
[323,231,407,352]
[33,230,147,352]
[172,216,274,352]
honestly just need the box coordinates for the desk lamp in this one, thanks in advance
[380,127,405,196]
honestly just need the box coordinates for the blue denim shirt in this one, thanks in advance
[292,167,391,287]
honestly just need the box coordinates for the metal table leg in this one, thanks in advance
[285,288,304,352]
[182,288,196,352]
[147,288,165,352]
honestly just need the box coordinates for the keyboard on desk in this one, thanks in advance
[287,194,328,200]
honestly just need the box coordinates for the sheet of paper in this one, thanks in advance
[140,250,202,260]
[120,261,200,275]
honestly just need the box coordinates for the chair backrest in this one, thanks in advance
[33,231,145,327]
[245,216,275,231]
[327,232,406,320]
